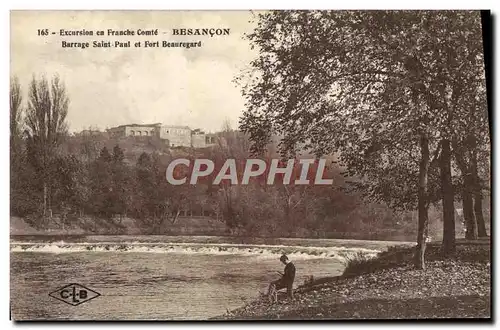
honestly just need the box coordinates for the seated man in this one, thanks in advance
[268,254,296,301]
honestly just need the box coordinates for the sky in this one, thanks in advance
[10,11,259,133]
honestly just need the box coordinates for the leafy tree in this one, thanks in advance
[239,11,487,267]
[113,144,125,163]
[10,76,25,216]
[50,154,90,227]
[89,146,114,219]
[10,76,23,154]
[133,152,193,233]
[24,74,69,220]
[78,127,104,162]
[110,144,129,222]
[451,84,489,239]
[99,146,112,162]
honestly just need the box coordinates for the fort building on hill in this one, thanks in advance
[104,123,217,148]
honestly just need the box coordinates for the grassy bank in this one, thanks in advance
[215,243,491,320]
[10,215,419,240]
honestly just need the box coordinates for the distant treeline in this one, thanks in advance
[10,75,430,237]
[10,70,490,240]
[11,126,421,237]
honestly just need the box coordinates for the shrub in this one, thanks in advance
[342,243,490,277]
[342,251,380,277]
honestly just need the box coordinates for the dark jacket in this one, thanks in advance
[283,262,296,285]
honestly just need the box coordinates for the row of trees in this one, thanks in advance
[10,76,417,237]
[239,11,490,268]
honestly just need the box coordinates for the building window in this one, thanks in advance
[144,131,148,136]
[131,130,135,136]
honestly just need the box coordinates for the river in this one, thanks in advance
[10,235,409,320]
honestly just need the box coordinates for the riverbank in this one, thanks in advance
[10,215,420,241]
[215,243,491,320]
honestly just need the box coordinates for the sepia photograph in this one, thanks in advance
[9,9,491,321]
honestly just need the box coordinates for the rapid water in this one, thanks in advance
[10,235,410,320]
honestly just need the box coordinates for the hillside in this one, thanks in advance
[63,134,208,164]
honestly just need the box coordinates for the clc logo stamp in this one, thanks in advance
[49,283,100,306]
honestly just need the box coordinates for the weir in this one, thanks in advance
[10,242,380,261]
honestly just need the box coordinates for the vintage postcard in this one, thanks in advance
[10,10,491,320]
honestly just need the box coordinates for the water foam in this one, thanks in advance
[10,241,380,261]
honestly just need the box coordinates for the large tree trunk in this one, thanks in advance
[453,141,479,241]
[470,138,488,237]
[415,135,430,270]
[440,139,455,256]
[43,182,47,217]
[48,179,53,218]
[474,191,487,237]
[463,174,478,240]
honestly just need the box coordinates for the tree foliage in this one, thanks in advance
[239,10,486,207]
[238,10,489,266]
[24,74,69,218]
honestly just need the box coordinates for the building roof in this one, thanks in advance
[162,125,191,130]
[107,123,162,130]
[106,123,201,132]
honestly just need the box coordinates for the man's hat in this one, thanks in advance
[280,254,288,262]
